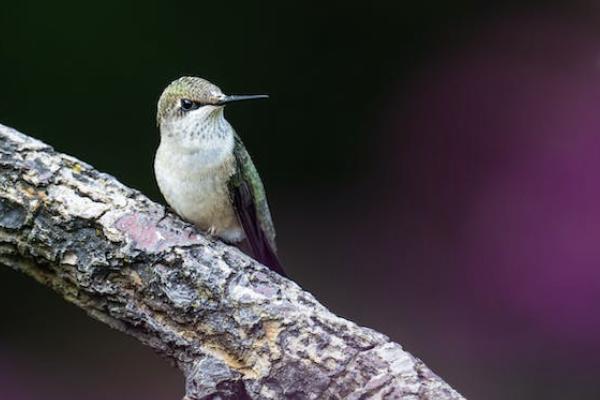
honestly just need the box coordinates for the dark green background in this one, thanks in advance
[1,1,599,399]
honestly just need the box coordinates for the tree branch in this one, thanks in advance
[0,123,465,399]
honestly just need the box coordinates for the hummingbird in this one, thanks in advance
[154,76,286,277]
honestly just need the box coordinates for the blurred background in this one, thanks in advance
[1,0,600,398]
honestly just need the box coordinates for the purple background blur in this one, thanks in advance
[2,1,600,399]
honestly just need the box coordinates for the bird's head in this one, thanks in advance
[156,77,268,145]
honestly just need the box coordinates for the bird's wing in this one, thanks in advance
[228,134,287,277]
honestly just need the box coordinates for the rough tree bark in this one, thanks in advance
[0,123,465,400]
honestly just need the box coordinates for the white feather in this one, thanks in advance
[154,106,245,242]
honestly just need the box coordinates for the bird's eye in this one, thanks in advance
[180,99,199,111]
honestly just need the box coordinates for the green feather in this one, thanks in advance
[229,134,277,251]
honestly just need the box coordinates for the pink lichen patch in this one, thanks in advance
[113,212,204,253]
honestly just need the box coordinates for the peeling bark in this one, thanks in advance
[0,123,465,400]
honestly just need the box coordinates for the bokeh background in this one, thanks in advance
[1,0,600,398]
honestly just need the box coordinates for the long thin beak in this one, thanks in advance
[216,94,269,105]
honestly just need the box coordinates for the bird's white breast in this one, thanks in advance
[154,112,245,242]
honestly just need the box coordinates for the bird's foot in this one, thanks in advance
[157,205,178,226]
